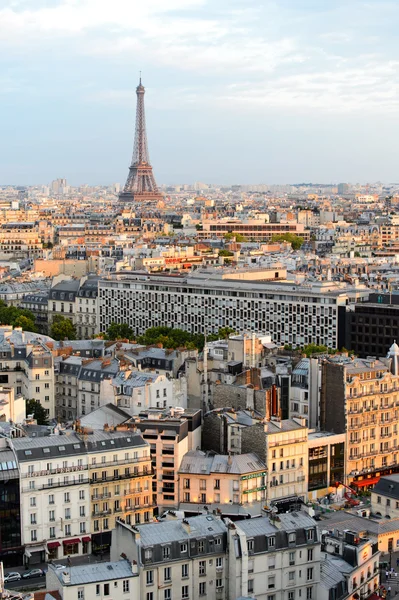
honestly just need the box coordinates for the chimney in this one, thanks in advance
[62,570,71,584]
[182,518,191,534]
[131,560,138,575]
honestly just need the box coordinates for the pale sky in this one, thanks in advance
[1,0,399,186]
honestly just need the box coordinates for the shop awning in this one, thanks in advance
[63,538,81,545]
[353,477,380,487]
[82,536,91,543]
[47,541,61,549]
[25,545,46,557]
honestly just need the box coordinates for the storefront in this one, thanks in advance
[47,541,61,560]
[24,545,46,566]
[82,536,91,555]
[62,538,81,557]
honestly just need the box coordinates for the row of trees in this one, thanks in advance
[101,324,237,351]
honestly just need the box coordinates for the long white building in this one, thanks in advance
[98,270,368,348]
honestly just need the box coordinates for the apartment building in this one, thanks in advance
[85,430,154,553]
[0,222,44,259]
[370,474,399,520]
[0,386,25,423]
[75,277,99,339]
[112,370,187,416]
[0,442,22,567]
[198,219,310,242]
[99,270,368,348]
[124,407,202,511]
[48,276,99,339]
[227,511,320,600]
[0,327,55,419]
[10,433,91,565]
[20,292,49,334]
[320,350,399,489]
[178,451,267,518]
[320,529,379,600]
[289,357,321,429]
[110,514,228,600]
[56,356,82,422]
[241,418,308,509]
[46,560,139,600]
[202,408,264,455]
[78,358,119,417]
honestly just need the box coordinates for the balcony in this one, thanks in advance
[23,465,88,479]
[89,456,150,470]
[92,509,112,517]
[90,470,152,484]
[124,488,143,496]
[91,492,112,500]
[24,477,89,491]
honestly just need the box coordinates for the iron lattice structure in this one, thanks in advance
[119,79,163,202]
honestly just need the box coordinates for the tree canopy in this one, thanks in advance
[136,326,238,351]
[271,233,304,250]
[224,232,248,242]
[105,322,135,341]
[50,315,76,341]
[0,300,36,332]
[26,399,49,425]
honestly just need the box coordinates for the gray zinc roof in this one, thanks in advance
[136,514,227,546]
[50,560,134,585]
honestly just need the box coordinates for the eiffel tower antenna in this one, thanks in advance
[119,77,163,203]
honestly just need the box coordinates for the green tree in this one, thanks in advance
[224,233,248,242]
[0,300,36,329]
[26,399,49,425]
[218,327,237,339]
[105,322,134,341]
[271,233,304,250]
[14,315,37,332]
[50,315,76,341]
[219,250,234,257]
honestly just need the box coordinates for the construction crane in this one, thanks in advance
[334,481,360,507]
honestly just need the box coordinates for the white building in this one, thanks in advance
[227,511,320,600]
[110,514,228,600]
[0,386,25,423]
[112,371,187,416]
[46,560,139,600]
[98,270,369,348]
[10,433,91,565]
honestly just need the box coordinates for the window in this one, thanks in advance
[94,520,99,532]
[214,479,220,489]
[104,584,110,596]
[64,492,70,503]
[306,587,313,599]
[182,586,189,599]
[199,582,206,596]
[103,518,109,530]
[123,580,130,593]
[377,495,381,504]
[49,510,55,521]
[307,567,314,581]
[80,522,86,534]
[147,594,154,600]
[288,532,296,544]
[199,560,206,576]
[164,567,171,582]
[268,557,275,570]
[96,585,100,596]
[288,592,295,600]
[307,548,313,562]
[182,564,189,578]
[80,506,85,517]
[35,386,40,393]
[163,546,170,559]
[306,529,314,541]
[268,536,275,548]
[146,571,154,585]
[31,530,37,542]
[78,589,84,599]
[216,557,223,569]
[387,499,391,507]
[49,527,55,538]
[49,494,54,504]
[289,571,295,581]
[65,524,71,536]
[289,551,295,565]
[198,540,205,553]
[164,590,171,600]
[65,508,71,519]
[247,539,254,552]
[30,497,36,507]
[248,580,254,593]
[268,575,275,589]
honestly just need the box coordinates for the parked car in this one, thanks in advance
[4,572,22,583]
[54,564,67,570]
[22,569,44,579]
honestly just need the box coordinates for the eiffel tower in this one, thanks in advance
[119,78,163,202]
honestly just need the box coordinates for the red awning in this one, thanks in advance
[63,538,81,545]
[82,536,91,543]
[353,476,380,487]
[47,541,61,549]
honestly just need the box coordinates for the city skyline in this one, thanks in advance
[1,0,399,185]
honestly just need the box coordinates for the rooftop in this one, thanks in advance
[49,560,134,585]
